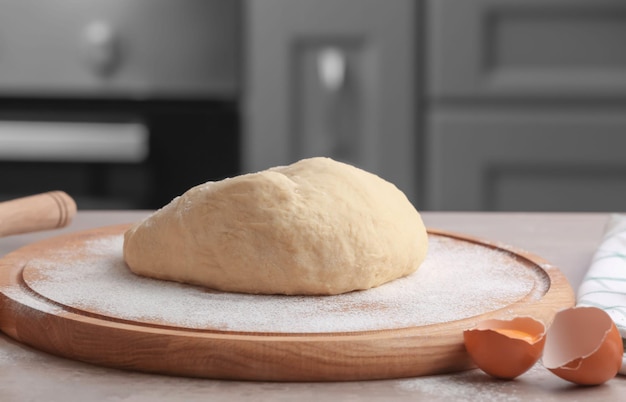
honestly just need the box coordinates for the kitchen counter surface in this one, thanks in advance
[1,210,624,401]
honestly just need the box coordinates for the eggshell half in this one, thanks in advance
[542,306,623,385]
[463,317,546,379]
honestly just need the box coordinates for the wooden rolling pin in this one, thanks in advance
[0,191,77,238]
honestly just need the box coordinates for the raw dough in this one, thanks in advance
[123,157,428,295]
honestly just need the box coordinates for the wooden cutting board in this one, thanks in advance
[0,224,574,381]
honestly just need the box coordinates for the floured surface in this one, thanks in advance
[15,233,549,334]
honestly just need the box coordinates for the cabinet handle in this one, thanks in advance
[317,47,347,92]
[0,120,148,163]
[82,20,120,76]
[315,46,355,160]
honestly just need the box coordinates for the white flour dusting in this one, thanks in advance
[13,234,548,333]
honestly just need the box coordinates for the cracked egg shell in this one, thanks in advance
[463,316,546,379]
[542,306,623,385]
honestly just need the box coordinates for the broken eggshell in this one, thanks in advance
[542,306,623,386]
[463,316,546,379]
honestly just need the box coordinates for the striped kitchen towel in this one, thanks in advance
[577,214,626,374]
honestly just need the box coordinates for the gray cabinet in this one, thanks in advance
[0,0,240,98]
[429,0,626,100]
[426,0,626,211]
[245,0,626,211]
[427,108,626,211]
[243,0,419,201]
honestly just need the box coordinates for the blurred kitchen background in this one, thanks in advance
[1,0,625,211]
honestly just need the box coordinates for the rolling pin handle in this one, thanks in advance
[0,191,77,238]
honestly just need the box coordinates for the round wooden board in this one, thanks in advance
[0,224,574,381]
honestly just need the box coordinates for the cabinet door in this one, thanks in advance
[0,0,240,98]
[244,0,418,200]
[428,0,626,100]
[426,107,626,211]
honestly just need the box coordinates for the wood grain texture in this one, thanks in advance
[0,224,575,381]
[0,191,76,237]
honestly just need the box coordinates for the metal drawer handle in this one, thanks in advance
[317,47,347,92]
[82,20,120,76]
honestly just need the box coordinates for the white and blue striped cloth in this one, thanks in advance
[577,214,626,374]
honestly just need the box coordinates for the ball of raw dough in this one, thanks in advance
[123,157,428,295]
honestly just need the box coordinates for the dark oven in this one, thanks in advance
[0,0,241,209]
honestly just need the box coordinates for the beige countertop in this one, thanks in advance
[0,211,623,401]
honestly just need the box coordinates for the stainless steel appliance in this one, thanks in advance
[0,0,241,208]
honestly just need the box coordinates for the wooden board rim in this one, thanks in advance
[0,224,575,381]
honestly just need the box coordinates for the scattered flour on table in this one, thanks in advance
[393,364,553,402]
[16,234,548,333]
